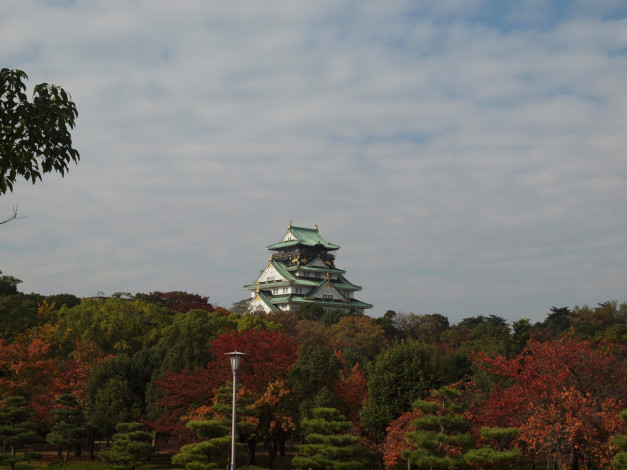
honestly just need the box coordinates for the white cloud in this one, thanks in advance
[1,0,627,323]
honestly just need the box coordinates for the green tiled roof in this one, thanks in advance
[333,275,362,291]
[253,291,280,312]
[277,297,373,310]
[267,226,340,251]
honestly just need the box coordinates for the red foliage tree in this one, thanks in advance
[55,340,113,410]
[470,337,626,468]
[152,328,298,441]
[151,291,214,313]
[332,351,367,426]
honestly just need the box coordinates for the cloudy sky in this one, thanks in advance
[2,0,627,323]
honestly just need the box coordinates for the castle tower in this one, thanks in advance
[244,223,372,314]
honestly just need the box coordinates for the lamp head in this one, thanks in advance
[225,351,247,372]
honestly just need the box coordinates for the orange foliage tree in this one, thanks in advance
[470,337,626,468]
[332,351,367,427]
[0,337,58,421]
[382,409,420,469]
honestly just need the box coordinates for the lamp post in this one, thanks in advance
[225,351,246,470]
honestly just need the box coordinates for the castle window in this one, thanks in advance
[323,294,333,300]
[267,276,274,282]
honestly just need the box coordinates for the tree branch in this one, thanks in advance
[0,205,25,224]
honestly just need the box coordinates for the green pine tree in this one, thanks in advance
[292,407,366,470]
[612,409,627,470]
[172,384,255,470]
[46,394,87,463]
[100,422,156,470]
[402,386,473,470]
[464,427,521,468]
[0,396,43,470]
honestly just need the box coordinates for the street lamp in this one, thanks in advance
[225,351,246,470]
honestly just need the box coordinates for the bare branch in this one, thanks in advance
[0,205,25,224]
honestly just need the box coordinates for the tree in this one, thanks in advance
[100,422,156,470]
[172,418,231,470]
[613,409,627,470]
[464,427,521,469]
[295,303,325,321]
[471,338,627,468]
[332,353,367,427]
[46,394,86,463]
[288,341,342,428]
[0,68,79,195]
[55,298,174,355]
[0,271,21,296]
[151,310,237,374]
[360,340,441,441]
[0,396,43,455]
[172,384,253,470]
[327,316,386,361]
[403,386,473,470]
[382,409,421,469]
[250,378,296,466]
[86,352,157,438]
[152,328,298,446]
[292,407,366,470]
[0,338,59,421]
[135,291,214,314]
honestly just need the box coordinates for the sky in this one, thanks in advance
[2,0,627,324]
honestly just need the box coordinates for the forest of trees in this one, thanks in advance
[0,269,625,470]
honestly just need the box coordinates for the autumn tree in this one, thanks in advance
[0,68,79,196]
[332,353,367,427]
[403,386,473,469]
[250,377,296,465]
[0,338,58,421]
[292,407,366,470]
[471,337,627,468]
[153,328,298,449]
[382,409,420,469]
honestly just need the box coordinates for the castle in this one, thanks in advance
[244,223,372,314]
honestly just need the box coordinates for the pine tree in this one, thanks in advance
[613,409,627,470]
[402,386,473,470]
[0,396,43,470]
[46,394,86,463]
[100,422,156,470]
[172,419,231,470]
[464,427,521,468]
[292,407,366,470]
[172,384,255,470]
